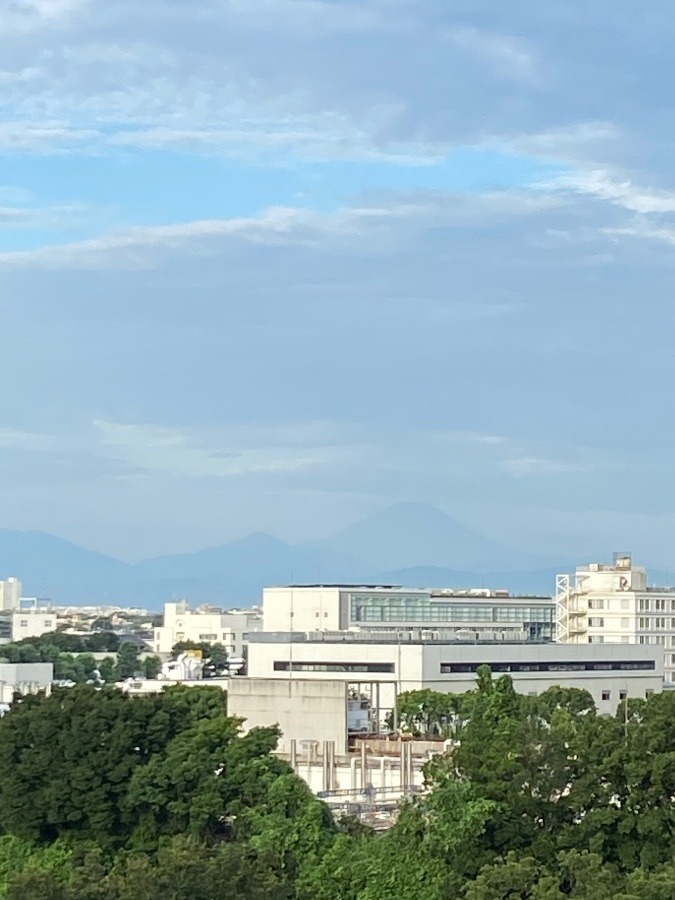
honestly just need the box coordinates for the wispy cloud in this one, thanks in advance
[548,169,675,214]
[92,420,353,479]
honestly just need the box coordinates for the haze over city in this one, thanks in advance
[2,1,675,566]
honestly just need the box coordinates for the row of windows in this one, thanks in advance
[351,602,552,624]
[637,617,675,630]
[640,598,675,612]
[589,598,633,610]
[588,599,675,612]
[274,658,657,675]
[273,661,395,673]
[440,660,656,674]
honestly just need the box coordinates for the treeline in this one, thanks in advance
[0,633,160,683]
[1,670,675,897]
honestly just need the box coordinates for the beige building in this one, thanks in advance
[0,578,22,611]
[153,600,262,656]
[10,610,57,642]
[556,554,675,684]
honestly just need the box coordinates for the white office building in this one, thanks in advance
[556,554,675,684]
[263,585,555,642]
[153,600,262,656]
[245,630,663,717]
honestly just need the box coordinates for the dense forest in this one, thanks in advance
[0,670,675,897]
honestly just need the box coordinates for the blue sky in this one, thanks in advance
[3,0,675,564]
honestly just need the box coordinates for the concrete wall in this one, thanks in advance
[227,677,349,754]
[262,588,342,632]
[11,611,57,642]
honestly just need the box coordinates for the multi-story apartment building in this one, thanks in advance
[557,554,675,682]
[262,585,555,642]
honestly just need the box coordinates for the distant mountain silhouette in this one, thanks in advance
[0,505,648,607]
[0,530,128,601]
[314,502,536,571]
[132,532,371,603]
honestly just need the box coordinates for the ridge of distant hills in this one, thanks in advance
[0,502,670,608]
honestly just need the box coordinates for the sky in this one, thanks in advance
[2,0,675,564]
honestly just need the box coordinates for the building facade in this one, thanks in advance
[0,578,22,612]
[263,585,554,642]
[557,554,675,683]
[153,601,262,656]
[245,631,662,716]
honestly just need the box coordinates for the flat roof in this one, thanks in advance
[268,585,551,600]
[273,584,404,590]
[249,631,542,645]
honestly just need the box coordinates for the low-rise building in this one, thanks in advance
[0,606,57,643]
[245,630,663,716]
[0,662,54,706]
[153,601,262,656]
[263,585,555,641]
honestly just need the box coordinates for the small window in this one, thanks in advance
[19,620,27,627]
[621,599,630,611]
[589,617,605,627]
[315,612,320,617]
[621,636,630,643]
[324,612,328,617]
[619,690,627,700]
[602,690,611,702]
[621,618,629,628]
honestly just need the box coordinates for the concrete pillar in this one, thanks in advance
[290,739,297,773]
[360,740,367,789]
[322,741,329,792]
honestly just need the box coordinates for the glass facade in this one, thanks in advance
[349,593,554,640]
